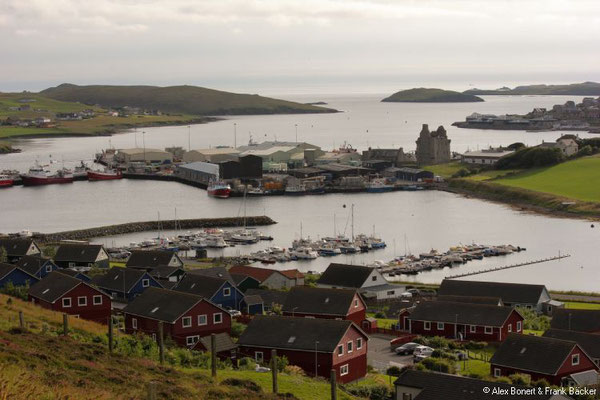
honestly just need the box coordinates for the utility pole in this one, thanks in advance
[158,322,164,364]
[142,131,146,164]
[108,316,114,353]
[211,333,217,378]
[330,369,337,400]
[234,123,237,148]
[271,349,278,394]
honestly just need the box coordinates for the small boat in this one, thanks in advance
[207,180,231,199]
[318,243,342,256]
[247,187,265,196]
[0,174,14,188]
[21,163,74,186]
[290,247,319,260]
[285,183,306,195]
[339,244,360,254]
[87,167,123,181]
[73,161,90,179]
[366,178,394,193]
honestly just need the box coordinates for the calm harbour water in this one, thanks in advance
[0,94,598,291]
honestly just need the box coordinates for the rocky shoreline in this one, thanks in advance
[31,216,276,243]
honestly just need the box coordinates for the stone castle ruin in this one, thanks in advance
[415,124,451,166]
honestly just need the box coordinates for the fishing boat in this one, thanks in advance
[290,247,319,260]
[285,183,306,195]
[87,167,123,181]
[207,180,231,198]
[318,243,342,256]
[247,187,265,196]
[20,163,74,186]
[366,178,394,193]
[73,161,90,179]
[0,174,14,188]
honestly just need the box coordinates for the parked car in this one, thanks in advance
[400,292,413,299]
[413,345,434,362]
[407,288,420,296]
[395,342,421,355]
[228,310,242,317]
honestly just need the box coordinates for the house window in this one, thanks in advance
[437,322,444,330]
[572,354,580,366]
[387,290,395,296]
[69,262,76,268]
[494,368,501,377]
[132,318,137,329]
[46,265,52,273]
[347,341,353,353]
[223,287,231,297]
[424,321,431,331]
[371,276,377,281]
[62,297,72,308]
[516,321,522,332]
[255,351,263,362]
[337,345,344,356]
[508,324,512,332]
[142,279,150,288]
[93,295,102,305]
[186,335,199,346]
[214,313,223,324]
[354,299,358,308]
[77,296,87,306]
[548,305,553,312]
[357,338,363,350]
[485,326,493,335]
[152,333,156,341]
[182,316,192,328]
[470,325,476,333]
[340,364,349,376]
[198,314,207,326]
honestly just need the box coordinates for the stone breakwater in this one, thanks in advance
[33,216,276,243]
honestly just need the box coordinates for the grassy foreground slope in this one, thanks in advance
[382,88,483,103]
[40,84,336,116]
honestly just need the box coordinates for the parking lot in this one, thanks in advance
[367,334,413,372]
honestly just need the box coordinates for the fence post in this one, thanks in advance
[158,321,164,365]
[211,333,217,378]
[271,349,278,394]
[108,316,114,353]
[147,381,157,400]
[19,311,24,329]
[63,313,69,336]
[330,369,337,400]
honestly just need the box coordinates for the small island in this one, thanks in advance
[381,88,484,103]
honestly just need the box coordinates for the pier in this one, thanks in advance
[445,254,571,279]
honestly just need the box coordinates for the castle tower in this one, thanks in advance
[416,124,451,166]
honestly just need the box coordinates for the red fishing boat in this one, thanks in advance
[0,174,13,188]
[207,180,231,198]
[87,168,123,181]
[20,164,74,186]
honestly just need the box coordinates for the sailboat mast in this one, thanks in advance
[351,203,355,241]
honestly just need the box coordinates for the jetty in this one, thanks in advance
[445,254,571,279]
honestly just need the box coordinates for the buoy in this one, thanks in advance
[591,224,595,228]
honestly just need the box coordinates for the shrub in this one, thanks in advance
[495,147,564,169]
[509,373,531,385]
[238,357,256,370]
[230,321,246,338]
[283,365,306,376]
[374,311,387,319]
[220,378,262,393]
[345,384,391,400]
[386,366,402,377]
[427,336,451,349]
[532,378,550,388]
[420,357,456,374]
[517,307,550,331]
[0,281,30,300]
[495,376,512,384]
[465,341,487,350]
[431,350,458,361]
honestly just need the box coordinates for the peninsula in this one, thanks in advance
[464,81,600,96]
[381,88,484,103]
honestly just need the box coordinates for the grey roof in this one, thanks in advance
[126,250,180,269]
[437,295,503,306]
[490,334,580,375]
[543,328,600,360]
[238,315,362,353]
[54,244,105,263]
[551,309,600,333]
[282,286,358,317]
[0,238,38,257]
[438,279,546,305]
[91,268,152,293]
[317,263,373,288]
[150,265,184,279]
[15,255,55,276]
[187,267,234,284]
[123,287,203,323]
[567,370,600,386]
[409,301,517,327]
[245,288,288,306]
[394,370,558,400]
[174,274,228,299]
[360,283,402,293]
[194,332,238,353]
[28,271,83,303]
[243,294,263,305]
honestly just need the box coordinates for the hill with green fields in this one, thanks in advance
[40,84,337,116]
[381,88,483,103]
[464,81,600,96]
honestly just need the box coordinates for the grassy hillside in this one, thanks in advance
[40,84,337,116]
[464,81,600,96]
[381,88,483,103]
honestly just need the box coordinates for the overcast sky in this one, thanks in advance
[1,0,599,94]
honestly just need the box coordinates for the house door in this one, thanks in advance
[457,324,466,340]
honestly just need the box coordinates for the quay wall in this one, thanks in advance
[33,216,276,243]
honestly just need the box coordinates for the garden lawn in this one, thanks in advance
[564,301,600,310]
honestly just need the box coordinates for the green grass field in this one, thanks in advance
[564,301,600,310]
[494,156,600,203]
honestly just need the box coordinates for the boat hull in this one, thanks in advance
[87,171,123,181]
[208,188,231,198]
[21,175,73,186]
[0,179,13,188]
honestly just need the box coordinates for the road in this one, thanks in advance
[368,334,413,372]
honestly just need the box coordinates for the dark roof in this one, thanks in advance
[231,273,259,285]
[150,265,184,279]
[409,301,517,327]
[194,332,237,353]
[543,329,600,359]
[238,315,361,352]
[490,334,579,375]
[551,309,600,333]
[228,265,277,283]
[245,288,288,306]
[91,268,151,293]
[55,268,90,281]
[438,279,546,305]
[316,263,373,288]
[28,271,82,303]
[437,295,503,306]
[188,267,234,284]
[123,287,203,323]
[282,286,358,316]
[0,262,37,281]
[243,294,263,305]
[126,250,179,268]
[394,370,556,400]
[0,238,38,257]
[15,255,54,276]
[54,244,105,263]
[174,274,229,299]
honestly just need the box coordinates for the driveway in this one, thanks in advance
[368,334,413,372]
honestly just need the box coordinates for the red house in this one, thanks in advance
[237,315,369,384]
[122,287,231,348]
[490,334,600,385]
[28,271,111,324]
[282,286,366,325]
[404,301,523,342]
